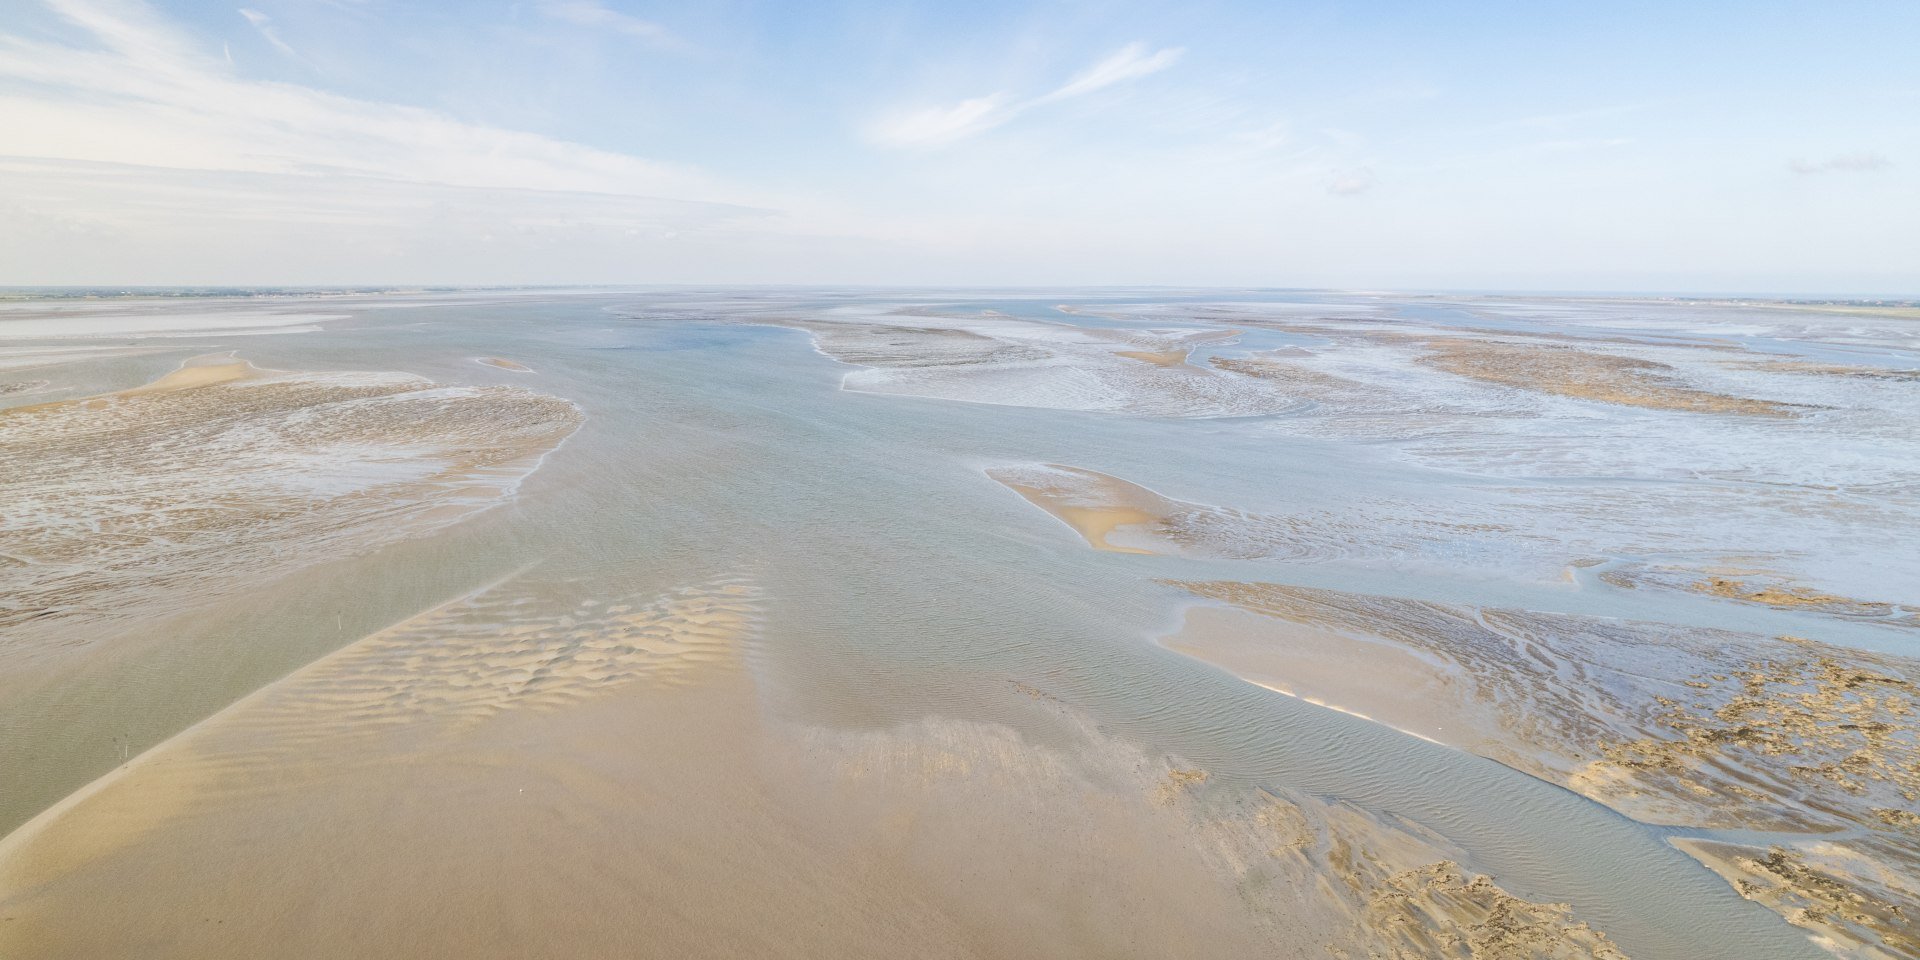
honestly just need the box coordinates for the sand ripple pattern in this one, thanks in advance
[0,356,582,656]
[791,704,1626,959]
[1171,580,1920,956]
[219,577,761,757]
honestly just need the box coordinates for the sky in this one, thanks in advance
[0,0,1915,293]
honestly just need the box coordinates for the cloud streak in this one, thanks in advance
[236,8,297,59]
[869,42,1184,148]
[1790,152,1891,175]
[0,0,782,282]
[1,0,735,199]
[537,0,678,48]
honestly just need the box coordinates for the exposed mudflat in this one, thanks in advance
[5,289,1914,959]
[0,353,582,657]
[1161,579,1920,956]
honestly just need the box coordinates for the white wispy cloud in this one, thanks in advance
[870,94,1015,148]
[869,42,1185,148]
[1790,152,1891,175]
[537,0,678,47]
[0,0,775,281]
[236,7,297,59]
[1,0,734,199]
[1033,43,1185,105]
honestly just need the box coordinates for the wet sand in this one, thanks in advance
[1115,348,1192,367]
[1160,604,1466,744]
[1161,580,1920,955]
[987,464,1163,553]
[1416,337,1799,417]
[0,351,581,829]
[1601,564,1920,630]
[4,289,1911,959]
[986,461,1523,567]
[784,313,1309,418]
[0,565,1627,959]
[0,353,579,651]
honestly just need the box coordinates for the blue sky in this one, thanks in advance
[1,0,1914,291]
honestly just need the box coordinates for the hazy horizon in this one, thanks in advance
[6,284,1920,302]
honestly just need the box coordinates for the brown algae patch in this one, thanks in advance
[1700,575,1862,609]
[1418,338,1797,416]
[1152,767,1210,805]
[1167,580,1920,830]
[1609,564,1918,628]
[1154,770,1628,959]
[1339,860,1628,960]
[1162,579,1920,955]
[1695,574,1915,625]
[1675,839,1919,959]
[477,356,534,372]
[1594,639,1918,828]
[801,705,1626,959]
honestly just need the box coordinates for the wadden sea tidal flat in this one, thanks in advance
[1,289,1916,959]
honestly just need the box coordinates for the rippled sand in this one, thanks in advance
[1161,580,1920,955]
[0,349,583,834]
[7,289,1914,959]
[0,563,1627,959]
[0,353,581,656]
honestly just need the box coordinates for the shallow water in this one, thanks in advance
[3,289,1915,958]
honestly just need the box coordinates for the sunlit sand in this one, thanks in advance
[3,290,1914,959]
